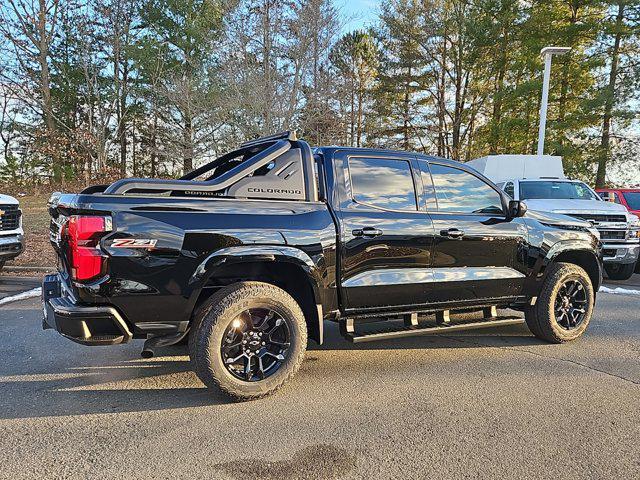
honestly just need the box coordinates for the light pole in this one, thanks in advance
[537,46,571,156]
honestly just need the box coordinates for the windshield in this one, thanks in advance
[622,192,640,210]
[519,181,597,200]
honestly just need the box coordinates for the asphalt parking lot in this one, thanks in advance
[0,275,40,299]
[0,275,638,479]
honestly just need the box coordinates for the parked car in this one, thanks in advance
[597,187,640,274]
[468,155,640,280]
[596,188,640,217]
[44,132,602,400]
[0,193,24,272]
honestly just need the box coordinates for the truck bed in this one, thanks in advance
[48,193,337,337]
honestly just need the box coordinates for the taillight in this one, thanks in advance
[65,215,112,281]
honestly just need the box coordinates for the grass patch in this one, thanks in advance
[6,194,56,268]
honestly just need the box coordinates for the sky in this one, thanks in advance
[339,0,380,32]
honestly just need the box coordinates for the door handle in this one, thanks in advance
[440,228,465,239]
[352,227,383,238]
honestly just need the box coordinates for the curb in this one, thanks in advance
[4,266,54,273]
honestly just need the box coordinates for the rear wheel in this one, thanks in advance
[0,260,4,273]
[604,262,635,281]
[634,260,640,275]
[525,263,594,343]
[189,281,307,401]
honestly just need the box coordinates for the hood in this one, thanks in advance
[524,209,591,228]
[523,198,629,216]
[0,193,19,205]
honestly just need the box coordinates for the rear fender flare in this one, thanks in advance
[189,245,325,343]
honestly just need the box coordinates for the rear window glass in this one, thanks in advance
[348,157,417,211]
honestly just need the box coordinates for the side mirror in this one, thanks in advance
[508,200,527,218]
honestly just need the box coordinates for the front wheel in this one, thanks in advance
[604,262,635,281]
[525,263,594,343]
[0,260,4,273]
[189,281,307,401]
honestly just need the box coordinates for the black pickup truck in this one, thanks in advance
[44,131,602,400]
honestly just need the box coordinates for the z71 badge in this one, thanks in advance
[111,238,157,249]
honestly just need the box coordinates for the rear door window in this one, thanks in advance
[348,157,417,211]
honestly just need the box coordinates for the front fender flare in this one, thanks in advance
[544,240,602,288]
[546,240,600,263]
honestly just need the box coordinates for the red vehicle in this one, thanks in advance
[596,188,640,216]
[597,188,640,275]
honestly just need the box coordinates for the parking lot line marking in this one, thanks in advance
[599,286,640,296]
[0,287,42,306]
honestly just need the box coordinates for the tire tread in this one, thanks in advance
[189,281,307,401]
[525,262,594,344]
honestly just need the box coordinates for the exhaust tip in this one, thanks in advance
[140,348,154,359]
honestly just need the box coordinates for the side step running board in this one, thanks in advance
[342,315,524,344]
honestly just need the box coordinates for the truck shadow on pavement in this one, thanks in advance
[0,357,228,420]
[0,315,553,420]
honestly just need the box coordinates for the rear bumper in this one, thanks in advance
[42,274,132,346]
[0,233,24,259]
[601,242,640,265]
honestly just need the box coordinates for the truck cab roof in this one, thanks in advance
[498,178,579,183]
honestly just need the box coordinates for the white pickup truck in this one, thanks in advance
[0,193,24,272]
[468,155,640,280]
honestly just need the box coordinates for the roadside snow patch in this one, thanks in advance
[0,287,42,306]
[599,286,640,296]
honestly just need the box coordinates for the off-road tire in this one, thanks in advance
[605,262,635,281]
[525,262,594,343]
[189,281,307,401]
[0,260,4,273]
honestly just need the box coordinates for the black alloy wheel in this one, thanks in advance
[189,281,307,400]
[553,279,588,330]
[524,262,594,343]
[221,308,291,382]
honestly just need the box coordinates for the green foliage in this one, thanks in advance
[330,30,379,146]
[371,0,429,150]
[1,0,639,187]
[0,155,22,184]
[140,0,226,70]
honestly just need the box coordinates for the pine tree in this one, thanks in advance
[373,0,429,151]
[330,30,378,147]
[595,1,640,187]
[139,0,226,174]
